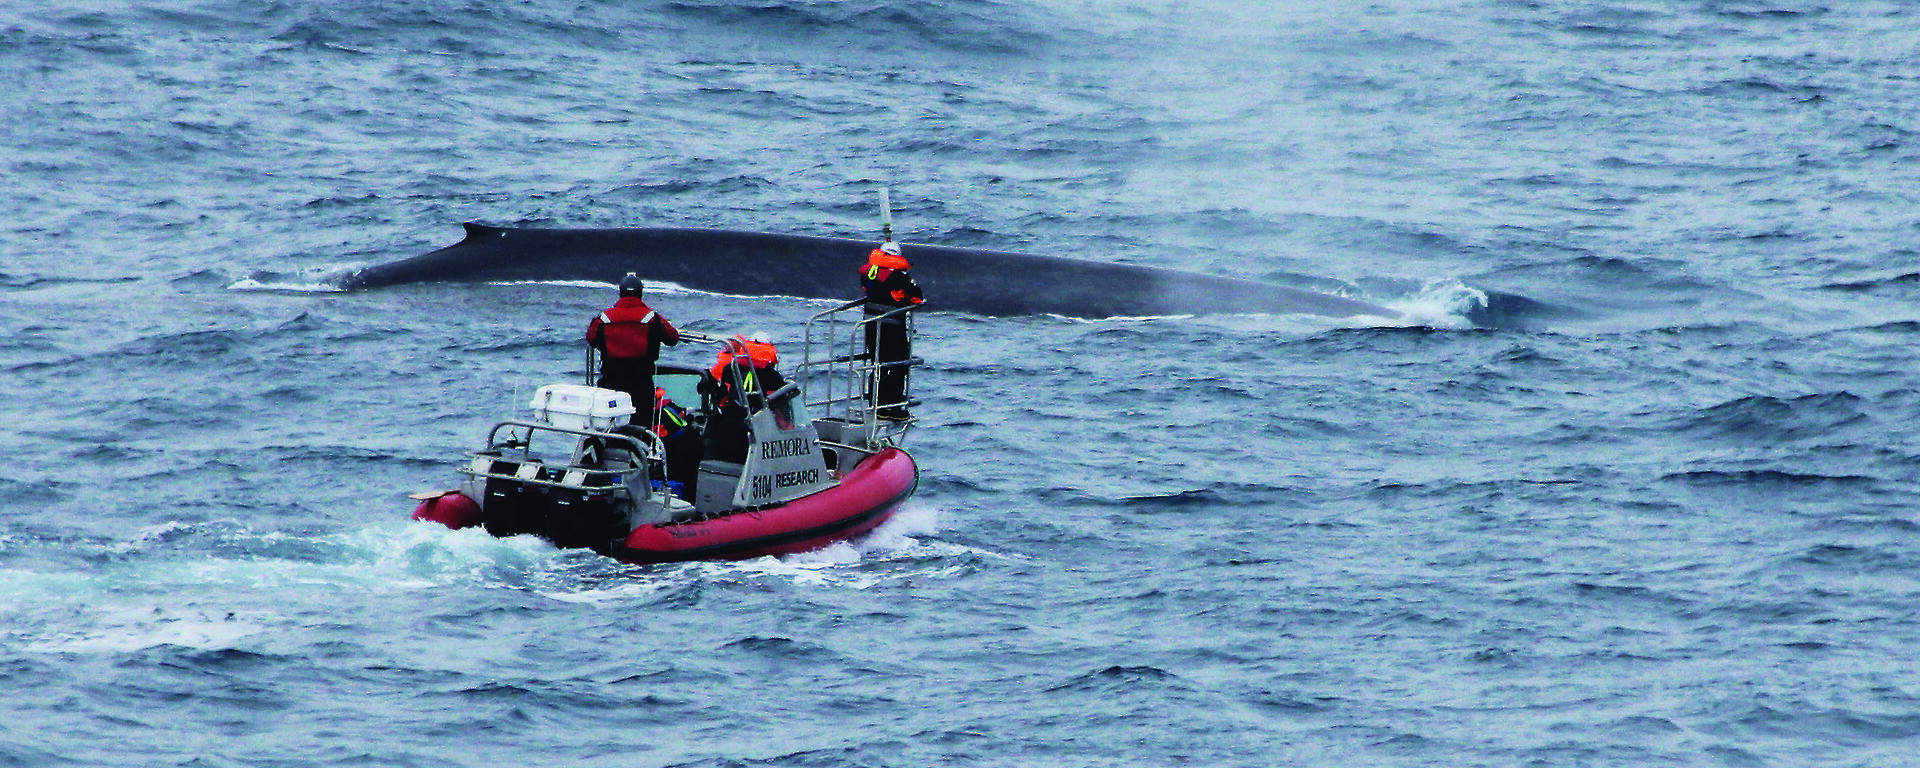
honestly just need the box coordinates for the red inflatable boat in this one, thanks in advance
[410,302,925,564]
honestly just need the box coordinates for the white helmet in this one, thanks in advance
[880,241,901,256]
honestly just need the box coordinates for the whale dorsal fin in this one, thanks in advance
[461,222,507,242]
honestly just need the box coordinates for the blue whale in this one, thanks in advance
[342,223,1403,320]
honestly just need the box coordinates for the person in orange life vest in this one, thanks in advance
[860,241,923,420]
[705,335,786,414]
[586,272,680,410]
[700,336,786,463]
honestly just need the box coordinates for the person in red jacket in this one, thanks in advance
[860,241,923,420]
[586,272,680,409]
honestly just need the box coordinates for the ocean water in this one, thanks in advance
[5,1,1920,765]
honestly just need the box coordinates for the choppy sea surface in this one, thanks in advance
[6,1,1920,765]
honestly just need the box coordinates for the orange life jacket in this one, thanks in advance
[709,335,779,396]
[866,249,910,271]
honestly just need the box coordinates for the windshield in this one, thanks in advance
[656,368,704,411]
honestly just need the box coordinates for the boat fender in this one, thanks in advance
[412,491,483,530]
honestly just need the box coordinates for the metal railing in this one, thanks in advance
[576,303,921,457]
[793,299,922,449]
[461,419,663,494]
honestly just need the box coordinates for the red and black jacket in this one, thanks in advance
[861,251,924,312]
[586,296,681,360]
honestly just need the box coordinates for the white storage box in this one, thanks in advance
[528,384,635,431]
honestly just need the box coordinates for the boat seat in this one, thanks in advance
[694,460,744,513]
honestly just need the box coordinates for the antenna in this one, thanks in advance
[878,186,894,243]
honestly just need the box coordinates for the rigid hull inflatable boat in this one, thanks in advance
[411,300,923,563]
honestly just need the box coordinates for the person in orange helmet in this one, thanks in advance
[701,335,786,463]
[860,241,923,420]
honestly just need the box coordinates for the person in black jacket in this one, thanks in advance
[859,242,923,420]
[700,337,786,463]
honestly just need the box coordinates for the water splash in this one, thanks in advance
[1377,277,1489,330]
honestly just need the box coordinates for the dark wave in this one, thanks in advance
[718,635,849,668]
[1694,77,1827,100]
[0,477,68,506]
[661,0,1054,56]
[1032,480,1314,512]
[1045,664,1183,695]
[1786,542,1904,570]
[1659,468,1876,486]
[1120,488,1221,511]
[1712,6,1829,22]
[1464,289,1577,330]
[0,274,133,292]
[1821,267,1920,295]
[602,175,776,201]
[126,326,244,355]
[1674,392,1868,441]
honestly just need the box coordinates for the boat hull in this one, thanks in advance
[411,447,918,563]
[615,447,918,563]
